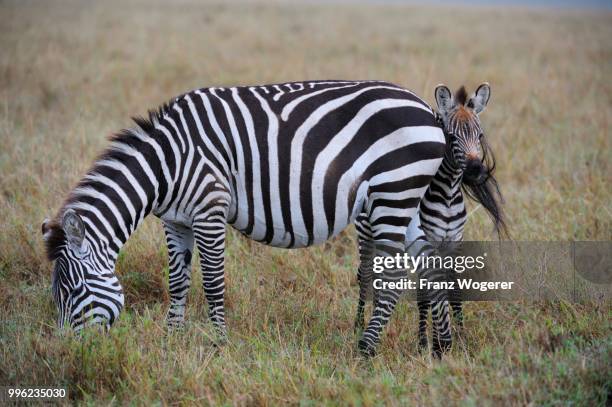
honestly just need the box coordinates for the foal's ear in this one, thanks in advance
[62,209,85,247]
[434,84,454,117]
[468,82,491,114]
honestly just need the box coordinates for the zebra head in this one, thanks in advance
[42,209,125,332]
[434,83,508,237]
[434,83,491,179]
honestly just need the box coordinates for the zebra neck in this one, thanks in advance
[432,154,464,196]
[63,127,171,263]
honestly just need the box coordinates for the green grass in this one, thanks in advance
[0,0,611,404]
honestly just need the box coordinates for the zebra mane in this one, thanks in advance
[135,100,175,135]
[461,135,510,239]
[43,219,66,261]
[455,86,468,105]
[108,105,171,143]
[111,92,185,142]
[45,101,177,262]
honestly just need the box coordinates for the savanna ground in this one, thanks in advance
[0,0,611,405]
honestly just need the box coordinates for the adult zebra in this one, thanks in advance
[42,80,446,357]
[354,83,507,356]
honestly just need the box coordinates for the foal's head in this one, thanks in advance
[434,83,508,237]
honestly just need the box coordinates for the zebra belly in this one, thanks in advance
[228,174,367,249]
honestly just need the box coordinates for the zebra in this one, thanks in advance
[41,80,447,357]
[354,83,507,356]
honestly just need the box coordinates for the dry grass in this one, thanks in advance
[0,0,610,405]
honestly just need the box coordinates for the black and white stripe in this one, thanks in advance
[42,80,447,356]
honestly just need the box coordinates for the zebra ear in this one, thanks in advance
[468,82,491,114]
[434,84,454,117]
[62,209,85,247]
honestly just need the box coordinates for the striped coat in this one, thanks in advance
[43,80,448,356]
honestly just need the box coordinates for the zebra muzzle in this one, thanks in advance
[464,159,487,184]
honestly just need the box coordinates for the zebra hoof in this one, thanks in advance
[166,321,186,333]
[209,326,229,347]
[357,338,377,358]
[214,334,228,346]
[417,338,429,353]
[432,339,452,359]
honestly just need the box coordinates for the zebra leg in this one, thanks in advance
[449,239,464,330]
[193,210,228,342]
[416,300,429,351]
[407,218,452,359]
[163,221,194,331]
[354,213,374,333]
[358,233,405,357]
[357,193,416,356]
[430,300,452,358]
[412,231,432,352]
[358,247,403,358]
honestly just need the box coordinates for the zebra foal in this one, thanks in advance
[354,83,507,356]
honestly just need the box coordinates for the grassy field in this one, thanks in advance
[1,0,610,404]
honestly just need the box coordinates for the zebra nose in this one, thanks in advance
[466,152,479,161]
[466,158,481,169]
[464,159,484,180]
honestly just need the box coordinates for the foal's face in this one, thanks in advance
[434,83,491,183]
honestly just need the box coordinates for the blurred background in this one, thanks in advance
[0,0,610,404]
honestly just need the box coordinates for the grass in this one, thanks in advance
[0,0,611,404]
